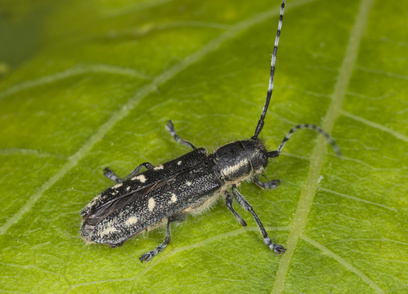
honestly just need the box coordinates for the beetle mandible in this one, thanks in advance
[80,0,341,262]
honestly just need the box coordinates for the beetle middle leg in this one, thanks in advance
[125,162,154,180]
[139,214,186,262]
[104,162,154,183]
[165,120,196,150]
[225,191,247,227]
[253,176,280,189]
[231,185,285,254]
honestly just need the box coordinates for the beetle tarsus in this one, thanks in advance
[254,176,280,189]
[264,237,286,254]
[139,251,155,263]
[273,244,286,254]
[103,167,122,183]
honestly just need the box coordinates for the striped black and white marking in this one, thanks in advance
[80,0,341,262]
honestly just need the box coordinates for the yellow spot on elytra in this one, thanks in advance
[148,198,155,211]
[125,216,138,225]
[113,183,123,189]
[132,174,147,183]
[169,193,177,203]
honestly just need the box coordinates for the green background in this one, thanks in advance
[1,0,407,293]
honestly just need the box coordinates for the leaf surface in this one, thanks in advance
[0,0,407,293]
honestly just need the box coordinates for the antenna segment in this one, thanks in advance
[253,0,286,139]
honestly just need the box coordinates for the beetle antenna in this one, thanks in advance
[267,124,342,158]
[253,0,286,139]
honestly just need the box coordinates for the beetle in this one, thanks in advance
[80,0,341,262]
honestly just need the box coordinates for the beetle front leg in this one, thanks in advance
[139,214,186,262]
[225,191,247,227]
[253,176,280,189]
[231,185,285,254]
[165,120,197,150]
[103,167,122,183]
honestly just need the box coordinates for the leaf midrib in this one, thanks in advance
[271,0,380,293]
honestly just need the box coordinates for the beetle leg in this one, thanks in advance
[231,185,285,255]
[103,167,122,183]
[109,241,125,248]
[165,120,197,150]
[139,214,186,262]
[225,191,247,227]
[124,162,154,180]
[104,162,154,183]
[253,176,280,189]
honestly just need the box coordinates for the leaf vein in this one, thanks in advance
[302,235,385,294]
[342,110,408,142]
[319,187,397,212]
[0,64,150,101]
[0,148,67,160]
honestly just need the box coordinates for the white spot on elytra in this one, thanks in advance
[132,174,147,183]
[154,165,164,170]
[169,193,177,203]
[113,183,123,189]
[126,186,131,191]
[186,181,192,186]
[148,198,155,211]
[177,161,182,165]
[125,216,138,225]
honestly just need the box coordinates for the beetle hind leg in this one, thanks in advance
[165,120,196,150]
[139,214,186,263]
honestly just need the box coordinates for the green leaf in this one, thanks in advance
[1,0,407,293]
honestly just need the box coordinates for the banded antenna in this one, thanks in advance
[267,124,342,158]
[253,0,286,139]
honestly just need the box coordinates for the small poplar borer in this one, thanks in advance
[80,0,341,262]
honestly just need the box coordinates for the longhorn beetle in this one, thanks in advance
[80,0,341,262]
